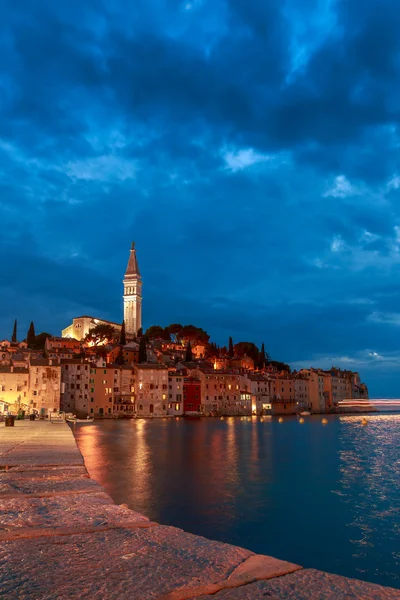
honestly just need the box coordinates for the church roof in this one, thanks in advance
[125,241,141,277]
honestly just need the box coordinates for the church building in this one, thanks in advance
[61,243,142,341]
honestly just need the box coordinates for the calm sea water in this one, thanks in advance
[73,415,400,589]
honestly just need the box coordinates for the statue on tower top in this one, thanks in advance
[131,241,135,250]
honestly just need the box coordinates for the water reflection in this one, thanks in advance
[73,415,400,589]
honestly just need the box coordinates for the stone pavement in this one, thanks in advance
[0,421,399,599]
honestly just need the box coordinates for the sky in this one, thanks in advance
[1,0,400,396]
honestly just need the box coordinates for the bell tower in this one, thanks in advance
[123,242,142,337]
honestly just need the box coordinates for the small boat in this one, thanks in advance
[66,416,94,423]
[299,411,311,416]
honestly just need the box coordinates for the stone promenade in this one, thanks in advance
[0,421,399,599]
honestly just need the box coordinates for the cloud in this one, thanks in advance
[223,148,273,172]
[3,0,400,396]
[323,175,359,198]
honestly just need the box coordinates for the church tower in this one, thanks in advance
[123,242,142,337]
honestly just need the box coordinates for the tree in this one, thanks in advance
[138,336,147,363]
[120,320,126,346]
[166,323,183,343]
[30,332,52,350]
[145,325,170,340]
[228,336,234,358]
[258,342,266,369]
[27,322,36,347]
[84,324,117,346]
[233,342,259,364]
[180,325,210,344]
[11,319,17,343]
[268,360,291,373]
[185,340,193,362]
[114,347,125,365]
[137,327,143,337]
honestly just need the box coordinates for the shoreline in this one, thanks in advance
[1,420,399,599]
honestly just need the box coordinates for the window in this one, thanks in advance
[103,370,107,375]
[90,408,94,414]
[175,404,180,411]
[139,404,143,410]
[99,408,104,415]
[162,405,166,410]
[91,398,94,403]
[91,387,94,393]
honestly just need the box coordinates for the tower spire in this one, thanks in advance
[123,242,142,337]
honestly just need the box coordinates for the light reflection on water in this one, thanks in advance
[73,415,400,589]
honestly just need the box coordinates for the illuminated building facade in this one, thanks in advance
[123,242,142,338]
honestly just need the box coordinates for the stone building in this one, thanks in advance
[60,360,90,415]
[243,373,271,415]
[62,316,122,342]
[0,365,29,414]
[167,371,185,415]
[190,368,249,416]
[113,365,135,416]
[133,364,169,417]
[29,359,61,416]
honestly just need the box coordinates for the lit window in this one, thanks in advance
[175,404,180,411]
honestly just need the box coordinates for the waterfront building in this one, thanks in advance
[183,377,201,414]
[29,359,61,416]
[294,375,311,411]
[269,373,297,414]
[60,359,90,415]
[297,369,326,413]
[244,373,271,415]
[113,365,135,416]
[0,365,29,414]
[88,365,115,417]
[167,371,185,415]
[133,364,169,417]
[190,368,248,416]
[123,242,142,338]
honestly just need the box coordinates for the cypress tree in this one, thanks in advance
[27,322,36,347]
[120,320,126,346]
[11,319,17,343]
[228,336,234,358]
[137,327,143,337]
[138,336,147,363]
[259,342,266,369]
[185,340,193,362]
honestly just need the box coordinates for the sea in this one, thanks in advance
[73,414,400,589]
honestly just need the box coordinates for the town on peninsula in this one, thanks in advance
[0,243,369,420]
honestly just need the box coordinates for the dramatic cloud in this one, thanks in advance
[2,0,400,395]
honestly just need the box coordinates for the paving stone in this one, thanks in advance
[0,472,102,496]
[0,525,253,600]
[0,491,149,533]
[197,569,400,599]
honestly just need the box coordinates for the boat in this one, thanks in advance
[298,411,311,416]
[66,416,94,423]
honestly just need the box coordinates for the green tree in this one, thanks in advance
[138,336,147,363]
[85,324,117,345]
[268,360,291,373]
[114,347,125,365]
[30,332,52,350]
[145,325,170,340]
[27,322,36,347]
[11,319,17,343]
[234,342,259,364]
[120,320,126,346]
[137,327,143,337]
[180,325,209,343]
[185,340,193,362]
[258,342,266,369]
[228,336,234,358]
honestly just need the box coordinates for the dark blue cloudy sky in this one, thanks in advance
[1,0,400,395]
